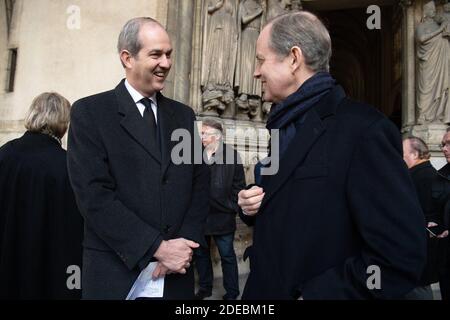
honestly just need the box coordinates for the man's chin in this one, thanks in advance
[151,83,165,93]
[262,94,274,104]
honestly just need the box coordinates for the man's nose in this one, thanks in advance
[160,55,171,69]
[253,68,261,79]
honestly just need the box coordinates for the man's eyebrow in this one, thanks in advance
[148,49,172,54]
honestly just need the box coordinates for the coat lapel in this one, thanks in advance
[259,109,325,211]
[259,85,346,212]
[115,81,161,163]
[157,93,179,177]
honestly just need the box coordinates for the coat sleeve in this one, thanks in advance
[67,101,163,271]
[209,149,246,214]
[301,117,427,299]
[175,112,210,247]
[230,151,246,213]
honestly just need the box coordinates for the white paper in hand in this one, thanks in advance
[126,262,164,300]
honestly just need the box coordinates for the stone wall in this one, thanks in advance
[0,0,168,144]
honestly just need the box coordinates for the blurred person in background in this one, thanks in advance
[403,136,449,299]
[194,119,245,300]
[0,92,83,299]
[437,128,450,300]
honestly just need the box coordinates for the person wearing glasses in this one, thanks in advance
[194,118,245,300]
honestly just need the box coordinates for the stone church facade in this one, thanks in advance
[1,0,450,276]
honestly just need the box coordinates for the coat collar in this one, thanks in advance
[439,163,450,178]
[409,160,433,174]
[116,79,161,163]
[313,85,346,120]
[116,79,179,169]
[259,85,346,211]
[22,131,62,148]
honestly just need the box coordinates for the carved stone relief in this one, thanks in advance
[199,0,302,122]
[415,0,450,124]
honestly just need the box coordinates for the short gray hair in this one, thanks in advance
[24,92,71,138]
[404,136,430,160]
[202,118,223,133]
[269,11,332,72]
[117,17,162,57]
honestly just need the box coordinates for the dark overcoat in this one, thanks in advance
[67,80,209,299]
[205,144,245,235]
[241,86,427,299]
[0,132,83,299]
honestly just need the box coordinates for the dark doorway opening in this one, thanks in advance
[303,1,403,129]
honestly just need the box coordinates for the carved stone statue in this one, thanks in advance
[262,101,272,120]
[201,0,238,116]
[291,0,302,11]
[266,0,291,21]
[436,1,450,36]
[235,0,264,120]
[416,1,450,124]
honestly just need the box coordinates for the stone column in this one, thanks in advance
[165,0,195,107]
[189,0,205,113]
[401,0,416,132]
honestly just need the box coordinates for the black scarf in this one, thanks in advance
[266,72,336,156]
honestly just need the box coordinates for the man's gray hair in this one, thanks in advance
[269,11,332,72]
[202,118,223,134]
[405,136,430,160]
[117,17,162,57]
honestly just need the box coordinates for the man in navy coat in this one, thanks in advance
[67,17,209,299]
[238,11,426,299]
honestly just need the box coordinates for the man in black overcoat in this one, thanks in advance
[67,18,209,299]
[402,136,449,299]
[437,129,450,300]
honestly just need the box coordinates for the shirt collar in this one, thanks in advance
[124,79,158,106]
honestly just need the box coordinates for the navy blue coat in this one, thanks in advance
[67,80,210,299]
[241,86,426,299]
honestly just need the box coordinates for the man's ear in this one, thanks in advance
[120,50,133,69]
[290,46,304,73]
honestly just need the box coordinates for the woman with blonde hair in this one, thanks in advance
[0,92,83,299]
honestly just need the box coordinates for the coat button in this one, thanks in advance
[163,225,170,233]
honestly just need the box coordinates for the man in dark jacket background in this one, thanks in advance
[438,128,450,300]
[402,136,449,299]
[194,118,246,300]
[237,11,426,299]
